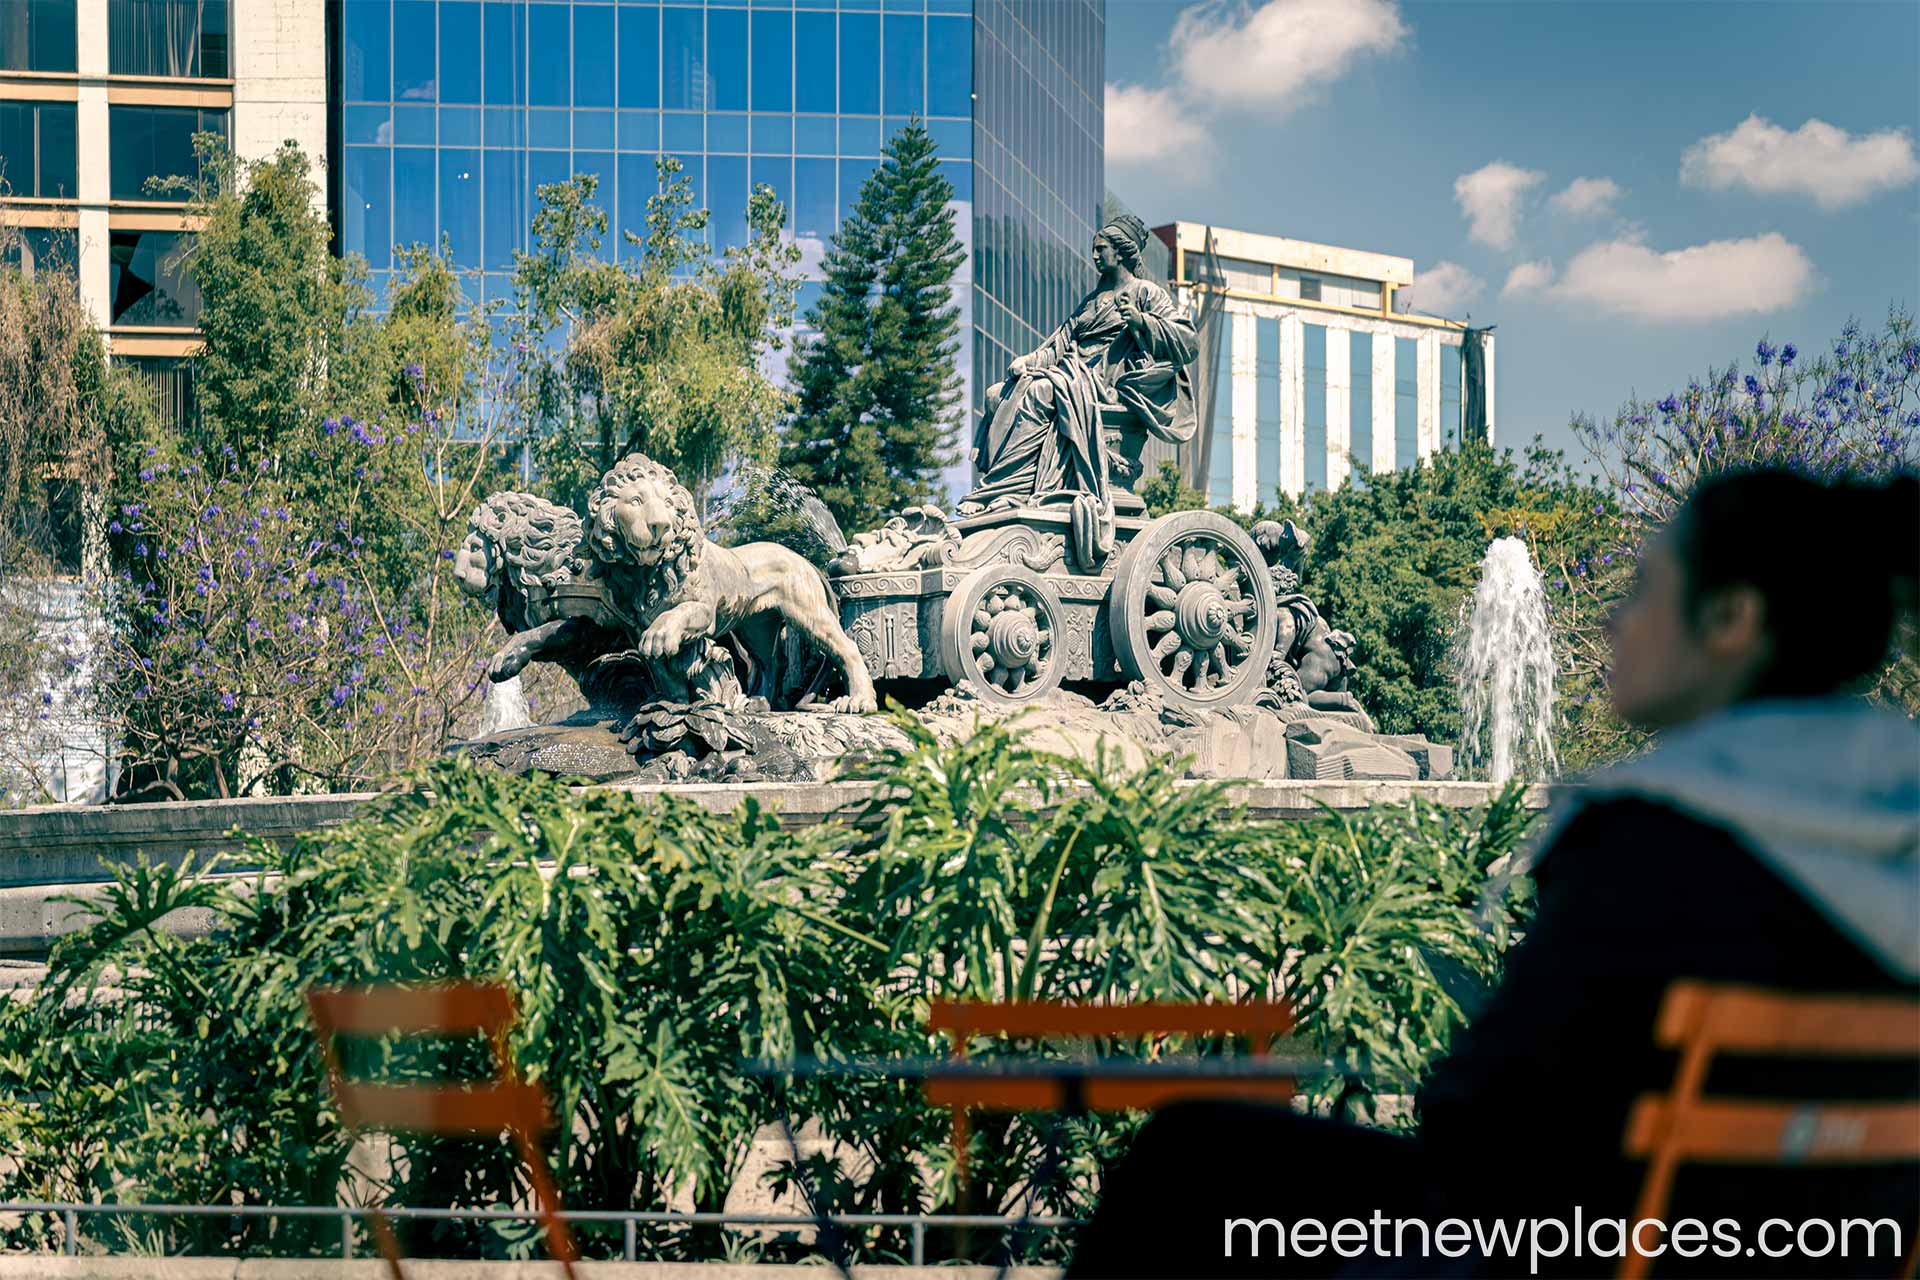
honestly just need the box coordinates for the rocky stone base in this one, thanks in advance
[453,684,1453,785]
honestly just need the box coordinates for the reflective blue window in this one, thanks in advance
[707,112,747,152]
[882,16,921,115]
[346,104,391,144]
[663,110,702,149]
[1303,324,1326,494]
[394,1,437,100]
[393,105,436,145]
[1349,332,1372,484]
[661,7,704,109]
[708,7,747,111]
[793,156,834,240]
[439,106,481,145]
[617,151,656,256]
[528,109,569,149]
[1208,316,1233,506]
[619,5,659,108]
[709,153,749,249]
[393,147,437,252]
[574,110,615,150]
[839,14,877,114]
[924,116,966,157]
[793,114,835,155]
[483,148,526,269]
[485,107,526,147]
[938,157,969,201]
[619,110,659,149]
[528,149,570,208]
[344,0,389,101]
[837,158,873,223]
[838,114,878,155]
[751,11,791,112]
[1256,317,1280,504]
[666,154,704,220]
[1441,342,1462,447]
[345,145,391,269]
[439,147,482,265]
[1395,336,1416,470]
[528,5,569,106]
[926,16,968,117]
[794,12,835,113]
[440,3,482,103]
[483,2,525,105]
[577,151,616,258]
[574,6,615,107]
[750,114,791,153]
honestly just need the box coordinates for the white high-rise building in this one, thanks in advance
[1154,221,1494,512]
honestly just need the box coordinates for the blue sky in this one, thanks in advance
[1102,0,1920,464]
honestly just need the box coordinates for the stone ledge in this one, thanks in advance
[0,781,1562,958]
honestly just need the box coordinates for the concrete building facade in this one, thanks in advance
[1,0,325,397]
[1155,221,1494,512]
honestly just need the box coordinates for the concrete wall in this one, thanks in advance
[0,780,1558,962]
[231,0,330,181]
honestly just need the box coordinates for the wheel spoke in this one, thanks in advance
[1210,643,1229,683]
[1144,609,1175,633]
[1170,648,1193,680]
[1152,631,1181,659]
[1159,551,1187,589]
[1146,585,1178,610]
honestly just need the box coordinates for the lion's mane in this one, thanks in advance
[586,453,705,619]
[469,492,586,593]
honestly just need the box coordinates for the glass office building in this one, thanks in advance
[333,0,1104,447]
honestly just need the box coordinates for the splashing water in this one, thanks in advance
[478,673,533,736]
[1456,537,1558,784]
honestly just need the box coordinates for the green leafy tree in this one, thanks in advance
[515,163,800,511]
[783,121,965,531]
[1272,443,1621,766]
[166,139,386,458]
[1136,461,1209,518]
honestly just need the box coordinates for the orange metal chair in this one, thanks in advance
[1619,981,1920,1280]
[924,1000,1296,1199]
[305,982,579,1280]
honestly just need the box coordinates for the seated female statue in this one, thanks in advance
[961,213,1198,561]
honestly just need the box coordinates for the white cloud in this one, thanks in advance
[1553,233,1814,322]
[1548,176,1621,218]
[1170,0,1408,110]
[1105,83,1212,168]
[1502,259,1554,295]
[1398,261,1484,316]
[1454,162,1544,250]
[1681,115,1920,210]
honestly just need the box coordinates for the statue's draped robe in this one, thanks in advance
[966,277,1199,513]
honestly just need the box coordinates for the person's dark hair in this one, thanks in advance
[1673,468,1919,699]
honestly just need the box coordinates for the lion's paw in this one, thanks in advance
[829,691,879,714]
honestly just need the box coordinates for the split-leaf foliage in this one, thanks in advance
[0,717,1534,1262]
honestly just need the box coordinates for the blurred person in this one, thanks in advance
[1067,469,1919,1279]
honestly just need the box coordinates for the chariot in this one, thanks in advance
[835,473,1281,713]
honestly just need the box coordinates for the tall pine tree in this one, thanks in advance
[782,121,965,531]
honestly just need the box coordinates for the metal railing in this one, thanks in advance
[0,1201,1082,1267]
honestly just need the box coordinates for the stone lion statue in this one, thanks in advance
[586,454,878,713]
[453,491,622,687]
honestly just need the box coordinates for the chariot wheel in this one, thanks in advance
[938,566,1066,705]
[1107,511,1277,711]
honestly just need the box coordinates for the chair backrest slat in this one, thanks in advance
[1654,982,1920,1057]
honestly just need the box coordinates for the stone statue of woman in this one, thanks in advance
[960,213,1199,564]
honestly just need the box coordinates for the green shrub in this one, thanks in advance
[0,720,1534,1261]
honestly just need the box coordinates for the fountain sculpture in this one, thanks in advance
[452,215,1455,785]
[1456,537,1558,784]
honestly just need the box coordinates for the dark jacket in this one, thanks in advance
[1067,798,1918,1279]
